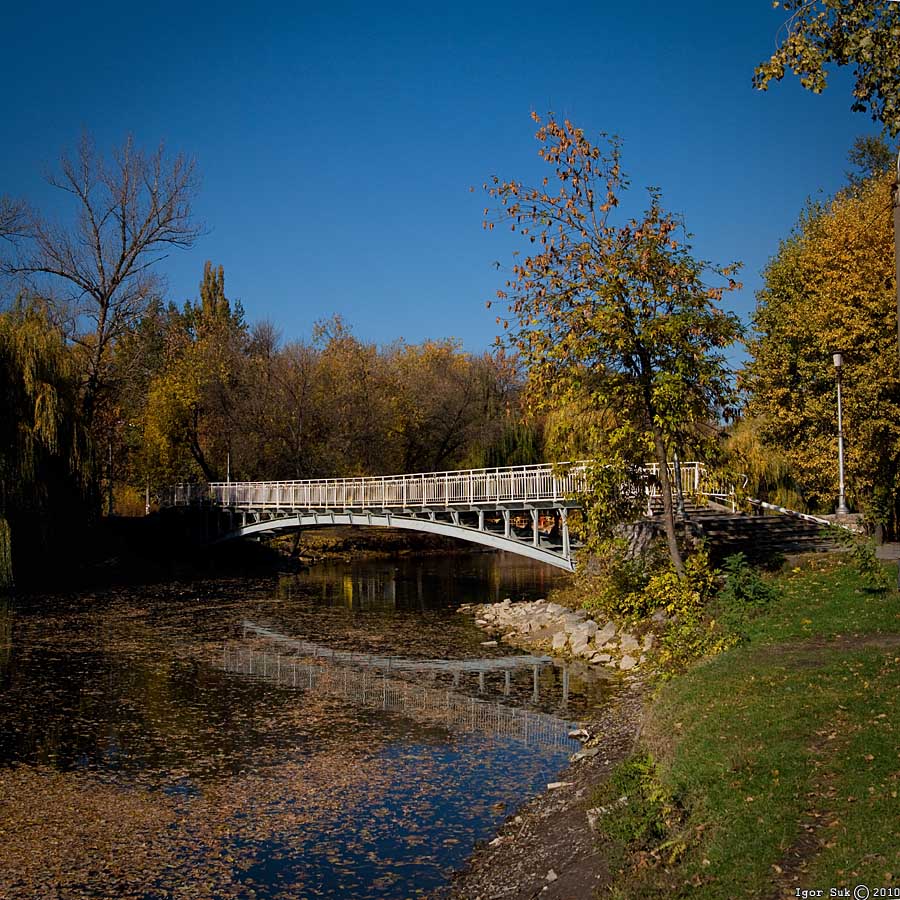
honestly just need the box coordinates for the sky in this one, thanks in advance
[0,0,886,356]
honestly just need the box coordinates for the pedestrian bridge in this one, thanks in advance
[161,461,715,571]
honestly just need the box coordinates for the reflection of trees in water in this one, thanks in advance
[0,601,11,676]
[277,552,564,611]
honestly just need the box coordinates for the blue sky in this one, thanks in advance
[0,1,884,354]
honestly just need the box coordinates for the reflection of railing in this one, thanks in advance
[223,645,579,750]
[242,621,552,673]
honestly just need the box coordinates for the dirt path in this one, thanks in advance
[438,680,645,900]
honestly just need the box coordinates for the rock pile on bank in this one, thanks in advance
[458,598,655,672]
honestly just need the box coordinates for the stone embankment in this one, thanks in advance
[458,598,656,672]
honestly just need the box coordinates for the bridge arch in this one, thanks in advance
[219,511,576,572]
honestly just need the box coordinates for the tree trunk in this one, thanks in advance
[651,425,685,577]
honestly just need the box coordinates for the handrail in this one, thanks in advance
[159,460,717,511]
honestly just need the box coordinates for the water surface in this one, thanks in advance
[0,551,616,899]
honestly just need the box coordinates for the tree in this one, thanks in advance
[142,262,247,484]
[485,114,742,575]
[0,300,90,587]
[847,134,896,186]
[0,196,27,245]
[1,134,201,429]
[754,1,900,136]
[745,168,900,529]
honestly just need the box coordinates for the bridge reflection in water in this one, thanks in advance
[223,629,581,750]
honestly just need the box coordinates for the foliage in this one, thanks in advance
[754,1,900,136]
[485,114,742,575]
[716,552,781,608]
[745,169,900,528]
[0,299,90,586]
[723,415,805,510]
[577,536,663,617]
[589,751,682,869]
[828,525,892,590]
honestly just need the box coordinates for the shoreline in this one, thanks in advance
[440,677,645,899]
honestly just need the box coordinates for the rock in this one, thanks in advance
[596,621,617,645]
[642,633,655,651]
[551,631,568,651]
[531,627,556,644]
[547,781,572,789]
[586,808,602,832]
[570,639,590,658]
[570,622,596,645]
[571,747,601,762]
[568,727,590,741]
[651,608,670,624]
[546,869,558,883]
[619,633,639,653]
[592,652,612,663]
[489,835,504,846]
[480,640,498,646]
[619,654,638,670]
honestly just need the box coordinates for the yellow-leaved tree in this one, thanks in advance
[746,169,900,530]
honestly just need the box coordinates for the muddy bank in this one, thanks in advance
[440,679,645,900]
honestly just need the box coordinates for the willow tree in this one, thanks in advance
[0,301,89,588]
[485,115,742,575]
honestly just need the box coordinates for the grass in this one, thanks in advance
[598,554,900,898]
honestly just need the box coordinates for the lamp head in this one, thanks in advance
[833,352,843,369]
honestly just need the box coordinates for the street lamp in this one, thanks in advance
[833,352,850,516]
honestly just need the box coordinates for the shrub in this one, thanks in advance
[590,752,685,869]
[828,527,892,592]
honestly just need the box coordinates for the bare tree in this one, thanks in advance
[2,134,202,425]
[0,196,28,244]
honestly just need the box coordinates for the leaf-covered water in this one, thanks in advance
[0,552,616,899]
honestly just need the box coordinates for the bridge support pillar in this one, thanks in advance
[531,509,539,547]
[561,508,570,560]
[502,510,511,538]
[477,510,485,532]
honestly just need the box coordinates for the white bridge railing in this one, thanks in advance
[161,460,720,511]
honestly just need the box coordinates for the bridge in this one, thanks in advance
[161,461,717,571]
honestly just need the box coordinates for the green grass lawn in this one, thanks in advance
[605,555,900,899]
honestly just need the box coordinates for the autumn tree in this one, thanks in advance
[745,168,900,529]
[1,134,201,431]
[754,0,900,136]
[142,262,247,484]
[485,115,742,575]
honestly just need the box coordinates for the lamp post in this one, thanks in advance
[833,352,850,516]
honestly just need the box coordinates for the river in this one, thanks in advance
[0,550,616,899]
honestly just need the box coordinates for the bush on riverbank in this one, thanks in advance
[592,554,900,898]
[558,540,783,677]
